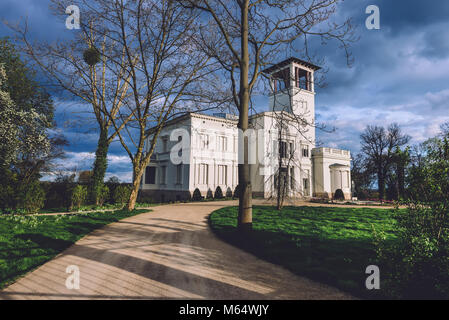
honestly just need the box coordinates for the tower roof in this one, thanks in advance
[262,57,321,74]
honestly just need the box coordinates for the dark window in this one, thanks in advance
[295,67,312,91]
[302,147,309,158]
[279,141,288,159]
[272,68,290,93]
[145,166,156,184]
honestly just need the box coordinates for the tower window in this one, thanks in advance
[272,68,290,93]
[295,67,312,91]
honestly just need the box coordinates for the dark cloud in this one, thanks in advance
[2,0,449,179]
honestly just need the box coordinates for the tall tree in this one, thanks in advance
[52,0,219,210]
[360,123,410,200]
[0,39,66,211]
[182,0,355,231]
[0,39,65,182]
[440,122,449,138]
[10,3,135,205]
[350,152,374,198]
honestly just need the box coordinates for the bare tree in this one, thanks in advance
[9,2,135,204]
[440,122,449,138]
[360,123,410,201]
[76,0,220,210]
[181,0,355,231]
[350,152,375,198]
[10,0,223,210]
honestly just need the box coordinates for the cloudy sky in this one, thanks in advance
[1,0,449,182]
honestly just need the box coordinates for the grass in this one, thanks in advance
[38,202,158,214]
[209,205,399,299]
[0,208,148,289]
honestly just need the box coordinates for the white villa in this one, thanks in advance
[140,57,352,202]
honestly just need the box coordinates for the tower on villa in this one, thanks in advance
[139,57,352,202]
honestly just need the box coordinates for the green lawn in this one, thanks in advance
[209,205,399,299]
[0,209,148,288]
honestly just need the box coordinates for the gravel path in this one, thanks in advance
[0,200,354,300]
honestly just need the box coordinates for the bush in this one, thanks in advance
[137,194,155,204]
[97,185,110,207]
[333,189,345,200]
[206,188,214,200]
[192,188,203,201]
[113,185,131,206]
[233,185,240,199]
[16,181,46,214]
[225,187,233,198]
[0,184,16,211]
[45,174,76,210]
[356,189,369,200]
[214,186,223,199]
[374,205,449,299]
[71,185,88,210]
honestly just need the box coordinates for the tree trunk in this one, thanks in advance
[127,165,143,211]
[378,168,385,201]
[91,127,110,205]
[237,0,252,232]
[398,163,405,199]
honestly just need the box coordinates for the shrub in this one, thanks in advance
[113,185,131,206]
[97,185,110,207]
[192,188,202,201]
[45,174,76,210]
[374,205,449,299]
[71,185,88,210]
[225,187,233,198]
[206,188,214,200]
[137,194,154,204]
[334,189,345,200]
[233,185,240,199]
[214,186,223,199]
[356,189,369,200]
[16,181,46,214]
[0,183,16,211]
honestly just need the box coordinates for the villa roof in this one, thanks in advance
[145,112,238,135]
[262,57,321,74]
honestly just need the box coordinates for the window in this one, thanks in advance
[279,141,288,159]
[217,136,227,152]
[289,142,294,157]
[196,164,208,185]
[176,164,182,184]
[302,145,309,158]
[160,166,167,184]
[272,68,290,93]
[145,166,156,185]
[290,167,295,190]
[303,178,309,193]
[162,137,168,153]
[295,67,312,91]
[198,134,209,149]
[217,165,227,185]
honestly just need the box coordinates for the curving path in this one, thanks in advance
[0,201,353,300]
